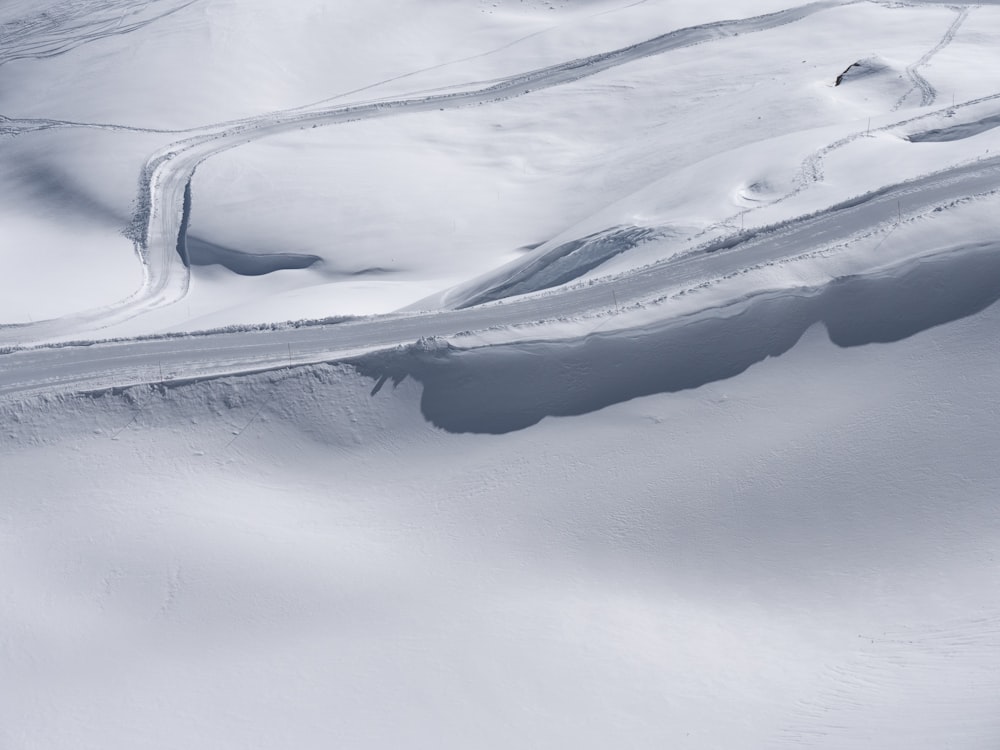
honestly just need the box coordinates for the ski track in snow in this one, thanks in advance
[2,0,1000,401]
[691,2,978,246]
[455,85,1000,308]
[0,0,199,67]
[0,112,186,137]
[2,154,1000,400]
[691,87,1000,250]
[4,4,1000,747]
[892,5,970,111]
[2,0,853,343]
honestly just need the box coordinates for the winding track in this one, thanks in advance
[892,5,969,111]
[3,0,1000,402]
[2,154,999,400]
[1,0,851,344]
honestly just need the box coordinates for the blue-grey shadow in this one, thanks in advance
[186,235,321,276]
[353,243,1000,434]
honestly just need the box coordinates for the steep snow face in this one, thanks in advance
[3,300,1000,748]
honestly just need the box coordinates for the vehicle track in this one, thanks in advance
[688,86,1000,250]
[0,0,852,345]
[455,83,1000,309]
[892,5,970,111]
[0,0,199,67]
[2,155,998,400]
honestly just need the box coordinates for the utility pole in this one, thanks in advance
[612,290,620,315]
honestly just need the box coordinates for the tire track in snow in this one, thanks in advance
[2,156,1000,398]
[0,0,199,67]
[683,4,978,248]
[554,157,1000,314]
[691,85,1000,250]
[0,113,188,138]
[2,0,853,344]
[454,84,1000,309]
[702,3,976,245]
[892,5,970,111]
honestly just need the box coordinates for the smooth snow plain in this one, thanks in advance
[2,0,1000,747]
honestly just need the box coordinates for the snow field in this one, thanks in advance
[3,1,1000,746]
[3,294,1000,747]
[7,0,1000,334]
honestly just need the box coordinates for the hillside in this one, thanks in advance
[2,1,1000,747]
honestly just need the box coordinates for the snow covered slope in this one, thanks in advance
[4,298,1000,749]
[2,0,1000,747]
[3,0,999,335]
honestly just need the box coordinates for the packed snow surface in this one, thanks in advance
[2,0,1000,747]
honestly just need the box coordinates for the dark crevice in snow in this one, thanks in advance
[186,236,321,276]
[834,57,890,86]
[355,241,1000,434]
[176,179,192,266]
[835,63,859,86]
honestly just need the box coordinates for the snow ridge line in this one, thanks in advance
[3,0,852,345]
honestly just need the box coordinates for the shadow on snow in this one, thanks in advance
[353,242,1000,435]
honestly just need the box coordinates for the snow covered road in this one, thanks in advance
[5,2,1000,747]
[2,0,852,343]
[3,153,999,400]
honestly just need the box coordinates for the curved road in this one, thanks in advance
[1,0,851,344]
[2,154,999,400]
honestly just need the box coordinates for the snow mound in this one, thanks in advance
[835,56,894,87]
[828,55,911,111]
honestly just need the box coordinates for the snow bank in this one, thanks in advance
[4,290,1000,748]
